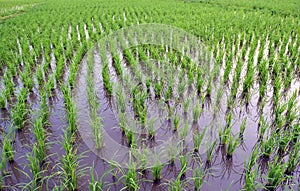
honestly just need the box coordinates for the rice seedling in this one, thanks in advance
[179,120,189,140]
[89,164,109,191]
[147,117,156,139]
[179,154,188,170]
[152,159,163,182]
[206,140,216,163]
[192,101,201,123]
[2,136,14,162]
[260,136,275,158]
[11,89,28,129]
[168,164,187,191]
[33,117,47,163]
[60,130,86,191]
[226,135,240,157]
[182,97,190,114]
[265,157,287,190]
[193,163,205,191]
[239,118,247,139]
[193,128,207,152]
[102,62,113,96]
[173,114,180,131]
[285,143,299,175]
[124,160,139,191]
[0,94,6,109]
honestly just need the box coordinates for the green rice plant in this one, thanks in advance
[167,143,177,164]
[36,64,44,85]
[177,76,186,97]
[285,143,299,174]
[260,136,275,158]
[219,127,231,145]
[239,118,247,138]
[164,84,173,102]
[216,85,224,107]
[225,111,232,128]
[25,145,42,190]
[102,63,113,96]
[147,117,156,139]
[285,91,297,126]
[182,97,190,114]
[244,166,258,191]
[112,54,123,76]
[265,157,287,190]
[62,84,77,134]
[206,140,216,163]
[90,114,103,149]
[124,161,139,191]
[258,115,269,141]
[3,136,14,162]
[40,90,49,123]
[33,117,47,163]
[173,114,180,131]
[154,80,163,98]
[89,164,110,191]
[11,89,28,129]
[125,128,135,148]
[193,163,204,191]
[45,74,55,94]
[168,163,187,191]
[118,111,127,133]
[0,94,6,109]
[145,77,151,91]
[179,154,188,170]
[115,84,126,113]
[241,62,254,102]
[152,159,163,182]
[179,120,189,140]
[60,130,86,191]
[226,135,240,157]
[193,128,207,152]
[192,101,201,123]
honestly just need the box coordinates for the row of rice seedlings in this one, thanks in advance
[87,51,103,149]
[100,47,113,96]
[11,88,28,130]
[59,129,86,191]
[131,85,147,125]
[61,84,77,134]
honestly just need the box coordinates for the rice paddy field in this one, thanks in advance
[0,0,300,190]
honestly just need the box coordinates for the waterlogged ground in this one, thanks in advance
[0,0,300,190]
